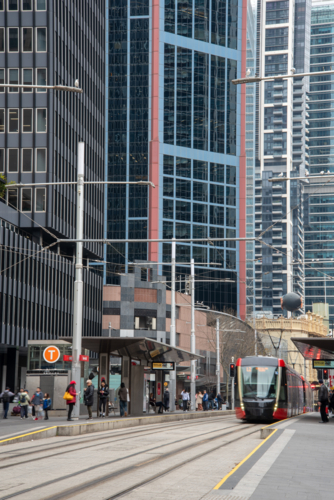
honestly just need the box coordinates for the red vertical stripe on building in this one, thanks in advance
[239,0,248,320]
[148,0,160,262]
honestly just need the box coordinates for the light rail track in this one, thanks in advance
[0,419,243,470]
[0,414,236,462]
[0,421,261,500]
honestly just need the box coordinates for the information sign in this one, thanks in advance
[152,362,175,370]
[79,355,89,362]
[43,346,61,364]
[312,360,334,369]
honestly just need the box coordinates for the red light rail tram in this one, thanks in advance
[235,356,313,422]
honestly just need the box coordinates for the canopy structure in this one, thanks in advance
[292,337,334,360]
[59,337,203,364]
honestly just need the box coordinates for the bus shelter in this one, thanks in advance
[59,336,203,415]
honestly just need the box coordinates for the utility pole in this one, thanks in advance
[231,356,235,411]
[190,259,196,411]
[169,238,176,411]
[216,318,220,396]
[71,142,85,418]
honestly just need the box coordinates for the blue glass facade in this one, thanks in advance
[305,4,334,327]
[106,0,244,313]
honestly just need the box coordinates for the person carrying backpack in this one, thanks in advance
[0,388,14,419]
[43,393,52,420]
[18,389,30,419]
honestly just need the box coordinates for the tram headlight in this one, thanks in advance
[241,403,244,410]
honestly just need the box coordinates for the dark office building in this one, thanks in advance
[0,0,105,391]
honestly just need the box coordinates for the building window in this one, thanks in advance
[22,68,32,92]
[22,148,32,172]
[8,109,19,133]
[0,69,4,92]
[22,108,33,132]
[22,188,32,212]
[9,68,19,92]
[36,148,46,172]
[134,316,157,330]
[0,149,4,172]
[0,28,4,52]
[210,55,225,153]
[8,0,18,10]
[8,28,19,52]
[35,188,46,212]
[36,0,46,9]
[36,68,47,92]
[36,28,47,52]
[7,188,18,209]
[22,0,32,9]
[176,47,192,148]
[0,109,4,132]
[22,28,33,52]
[8,149,19,172]
[0,1,3,10]
[36,108,47,132]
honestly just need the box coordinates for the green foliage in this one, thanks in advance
[0,174,6,199]
[0,175,16,200]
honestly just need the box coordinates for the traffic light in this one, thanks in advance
[324,369,329,380]
[229,363,235,378]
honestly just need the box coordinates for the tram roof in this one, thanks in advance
[59,336,203,364]
[292,337,334,360]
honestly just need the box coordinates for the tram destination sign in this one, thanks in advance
[312,360,334,369]
[152,362,175,370]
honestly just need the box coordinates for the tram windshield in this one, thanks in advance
[240,366,278,399]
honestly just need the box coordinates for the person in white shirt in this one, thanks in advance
[181,390,189,411]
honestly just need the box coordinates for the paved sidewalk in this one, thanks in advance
[0,408,225,439]
[208,412,333,500]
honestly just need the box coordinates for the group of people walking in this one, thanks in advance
[0,387,51,420]
[318,379,334,423]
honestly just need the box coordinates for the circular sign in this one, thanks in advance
[43,346,60,364]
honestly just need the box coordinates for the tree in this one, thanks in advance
[204,308,265,401]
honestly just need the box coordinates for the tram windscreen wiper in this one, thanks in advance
[240,366,278,399]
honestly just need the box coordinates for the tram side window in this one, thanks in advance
[279,367,287,402]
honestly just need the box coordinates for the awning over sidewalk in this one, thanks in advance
[59,337,203,364]
[292,337,334,360]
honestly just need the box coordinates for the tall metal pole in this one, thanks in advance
[71,142,85,418]
[216,318,220,396]
[190,259,196,411]
[169,238,176,411]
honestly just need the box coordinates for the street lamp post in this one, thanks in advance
[190,258,196,411]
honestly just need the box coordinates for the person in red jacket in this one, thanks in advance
[66,381,78,421]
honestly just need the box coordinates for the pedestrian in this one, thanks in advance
[84,380,94,420]
[0,387,14,419]
[163,388,170,411]
[118,382,128,417]
[181,389,189,411]
[208,391,214,410]
[202,390,208,411]
[217,393,223,410]
[98,380,109,417]
[318,379,329,423]
[196,391,203,411]
[31,387,44,420]
[18,388,30,419]
[65,380,78,421]
[149,393,167,414]
[330,391,334,418]
[43,393,52,420]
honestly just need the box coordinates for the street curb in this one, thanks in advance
[0,410,234,446]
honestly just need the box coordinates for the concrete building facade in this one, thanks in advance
[254,0,311,316]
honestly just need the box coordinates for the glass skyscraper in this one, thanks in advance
[106,0,248,316]
[305,1,334,328]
